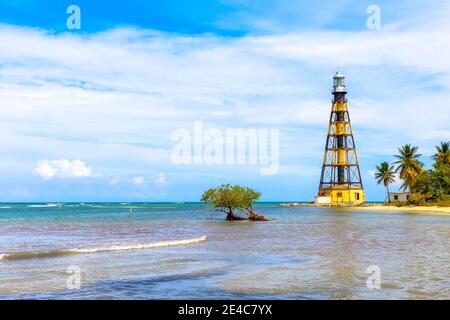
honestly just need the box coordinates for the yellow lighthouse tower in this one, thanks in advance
[315,72,365,205]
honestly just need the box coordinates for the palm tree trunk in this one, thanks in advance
[386,185,390,203]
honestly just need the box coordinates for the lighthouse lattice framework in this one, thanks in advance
[316,72,365,204]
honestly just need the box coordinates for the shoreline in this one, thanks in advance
[279,202,450,216]
[351,204,450,216]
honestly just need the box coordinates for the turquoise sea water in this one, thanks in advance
[0,202,449,299]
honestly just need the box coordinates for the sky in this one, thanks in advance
[0,0,449,202]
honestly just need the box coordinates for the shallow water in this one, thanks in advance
[0,203,449,299]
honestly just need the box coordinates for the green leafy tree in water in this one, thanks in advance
[374,161,396,202]
[201,184,268,221]
[432,141,450,167]
[393,144,424,191]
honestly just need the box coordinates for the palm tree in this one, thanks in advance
[393,144,424,192]
[432,141,450,166]
[374,162,396,202]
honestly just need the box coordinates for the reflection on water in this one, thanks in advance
[0,203,449,299]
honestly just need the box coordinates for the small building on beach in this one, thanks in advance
[387,192,410,203]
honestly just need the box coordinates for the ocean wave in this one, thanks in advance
[0,236,207,261]
[27,203,60,208]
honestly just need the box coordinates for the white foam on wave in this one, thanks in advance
[0,236,207,260]
[27,203,60,208]
[70,236,207,253]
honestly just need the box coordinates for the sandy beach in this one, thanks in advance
[280,203,450,216]
[352,204,450,216]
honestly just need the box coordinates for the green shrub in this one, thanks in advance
[390,200,407,207]
[407,192,432,206]
[413,164,450,201]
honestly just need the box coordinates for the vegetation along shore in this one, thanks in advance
[374,141,450,206]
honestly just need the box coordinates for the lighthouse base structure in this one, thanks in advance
[315,186,365,205]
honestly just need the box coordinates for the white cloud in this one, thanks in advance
[0,21,448,146]
[34,159,93,180]
[132,176,145,185]
[154,172,167,185]
[109,177,120,185]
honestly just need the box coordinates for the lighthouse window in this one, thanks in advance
[334,78,345,87]
[355,193,360,200]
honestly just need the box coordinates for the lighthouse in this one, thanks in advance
[315,72,365,205]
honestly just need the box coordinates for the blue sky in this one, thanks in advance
[0,0,449,201]
[0,0,437,34]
